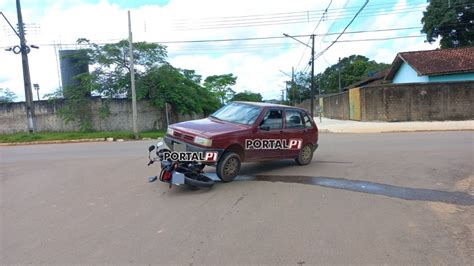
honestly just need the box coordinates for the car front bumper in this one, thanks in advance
[164,135,224,164]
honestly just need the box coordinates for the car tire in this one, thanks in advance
[295,144,313,165]
[216,152,241,182]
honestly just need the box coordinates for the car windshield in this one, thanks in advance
[211,102,261,125]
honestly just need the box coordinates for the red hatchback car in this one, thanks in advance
[164,101,318,182]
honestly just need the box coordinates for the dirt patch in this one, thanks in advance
[429,202,462,215]
[455,176,474,196]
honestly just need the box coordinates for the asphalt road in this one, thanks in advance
[1,132,473,264]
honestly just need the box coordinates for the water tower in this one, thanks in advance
[59,49,90,98]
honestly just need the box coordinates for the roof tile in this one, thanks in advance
[399,46,474,76]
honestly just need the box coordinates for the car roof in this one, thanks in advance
[232,101,301,109]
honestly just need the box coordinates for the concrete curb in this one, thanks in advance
[0,137,163,146]
[0,138,107,146]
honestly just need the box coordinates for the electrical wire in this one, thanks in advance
[294,0,333,71]
[173,2,455,30]
[174,1,426,24]
[314,0,369,61]
[0,26,428,49]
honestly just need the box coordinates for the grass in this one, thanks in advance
[0,130,165,143]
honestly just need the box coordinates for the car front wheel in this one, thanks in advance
[295,144,313,165]
[216,152,241,182]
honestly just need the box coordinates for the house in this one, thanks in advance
[384,46,474,83]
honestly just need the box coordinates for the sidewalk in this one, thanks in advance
[315,117,474,133]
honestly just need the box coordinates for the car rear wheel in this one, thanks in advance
[295,144,313,165]
[216,152,241,182]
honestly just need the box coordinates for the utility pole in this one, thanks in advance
[17,0,36,132]
[128,11,138,139]
[310,34,315,117]
[291,66,295,106]
[283,33,315,116]
[2,0,37,132]
[338,57,342,92]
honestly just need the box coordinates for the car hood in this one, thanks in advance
[171,118,249,138]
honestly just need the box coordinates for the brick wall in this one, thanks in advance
[322,92,350,120]
[360,81,474,121]
[0,98,203,134]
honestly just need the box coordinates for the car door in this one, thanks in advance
[280,109,306,158]
[246,108,285,160]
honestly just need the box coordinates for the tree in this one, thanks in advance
[288,55,390,101]
[421,0,474,48]
[230,90,263,102]
[0,88,17,103]
[79,38,167,98]
[138,64,221,115]
[203,74,237,105]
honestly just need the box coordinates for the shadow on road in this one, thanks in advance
[233,175,474,206]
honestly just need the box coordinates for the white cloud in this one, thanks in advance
[0,0,439,101]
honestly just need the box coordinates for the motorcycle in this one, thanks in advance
[146,140,215,188]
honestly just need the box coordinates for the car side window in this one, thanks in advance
[285,110,304,128]
[303,113,313,128]
[259,109,283,130]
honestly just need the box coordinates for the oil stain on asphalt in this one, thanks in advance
[230,175,474,206]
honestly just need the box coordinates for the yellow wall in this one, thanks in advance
[349,87,361,121]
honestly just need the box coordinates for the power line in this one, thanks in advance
[329,34,426,43]
[295,0,333,72]
[174,1,426,23]
[173,7,427,30]
[167,35,427,55]
[315,0,369,60]
[0,26,425,49]
[173,1,471,31]
[173,2,445,30]
[312,0,333,34]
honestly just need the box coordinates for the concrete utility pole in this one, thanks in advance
[283,33,315,116]
[291,66,295,106]
[338,57,342,92]
[2,0,38,132]
[17,0,36,132]
[128,11,138,139]
[310,34,315,117]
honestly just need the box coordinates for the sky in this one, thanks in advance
[0,0,439,101]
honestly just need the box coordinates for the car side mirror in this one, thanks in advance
[148,145,156,152]
[259,125,270,131]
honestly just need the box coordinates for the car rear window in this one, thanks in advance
[210,102,261,125]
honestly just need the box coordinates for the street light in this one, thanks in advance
[33,83,40,101]
[283,33,315,117]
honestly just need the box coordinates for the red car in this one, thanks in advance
[164,101,318,182]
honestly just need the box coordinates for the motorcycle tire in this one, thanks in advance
[184,174,214,188]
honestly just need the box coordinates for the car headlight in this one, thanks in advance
[166,128,174,136]
[194,136,212,147]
